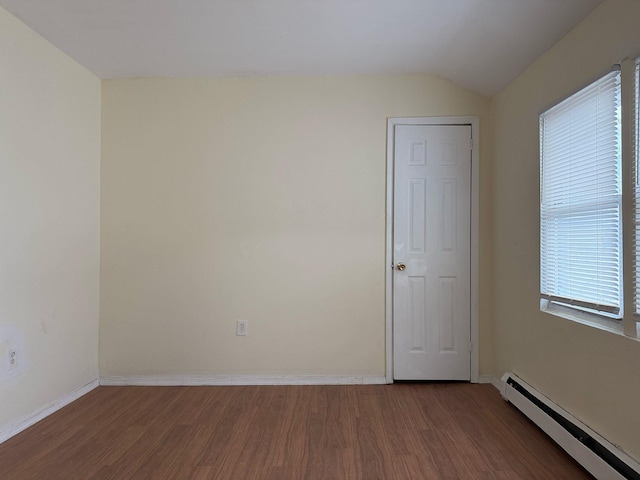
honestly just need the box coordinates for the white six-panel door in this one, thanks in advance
[393,125,471,380]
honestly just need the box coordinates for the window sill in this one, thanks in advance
[540,299,628,337]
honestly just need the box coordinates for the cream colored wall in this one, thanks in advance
[100,75,492,378]
[491,0,640,461]
[0,7,101,432]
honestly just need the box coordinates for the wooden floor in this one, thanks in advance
[0,383,592,480]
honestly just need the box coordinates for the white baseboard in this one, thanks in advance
[478,374,504,392]
[99,374,387,386]
[0,378,99,445]
[502,372,640,480]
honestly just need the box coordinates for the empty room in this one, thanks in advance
[1,0,639,478]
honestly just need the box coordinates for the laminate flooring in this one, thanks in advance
[0,383,593,479]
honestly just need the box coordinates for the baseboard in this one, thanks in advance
[99,374,388,386]
[502,372,640,480]
[0,378,99,445]
[479,374,504,392]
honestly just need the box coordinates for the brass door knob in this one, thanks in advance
[396,263,406,271]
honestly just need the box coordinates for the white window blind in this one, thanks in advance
[540,70,622,317]
[634,59,640,318]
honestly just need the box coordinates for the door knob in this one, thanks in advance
[396,263,406,271]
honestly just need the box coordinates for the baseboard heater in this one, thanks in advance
[501,373,640,480]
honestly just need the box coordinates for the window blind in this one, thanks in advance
[540,70,622,317]
[634,59,640,318]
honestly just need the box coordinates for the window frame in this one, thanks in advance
[539,69,623,321]
[540,61,640,340]
[630,57,640,337]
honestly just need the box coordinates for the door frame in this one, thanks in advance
[386,116,480,383]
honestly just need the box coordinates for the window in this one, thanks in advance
[635,58,640,320]
[540,70,622,319]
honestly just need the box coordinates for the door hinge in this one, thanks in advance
[470,138,473,151]
[469,342,473,352]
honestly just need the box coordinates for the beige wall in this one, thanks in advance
[100,75,492,378]
[0,7,101,433]
[491,0,640,461]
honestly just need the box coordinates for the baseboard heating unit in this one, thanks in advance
[501,373,640,480]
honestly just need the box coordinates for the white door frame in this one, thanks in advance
[386,116,480,383]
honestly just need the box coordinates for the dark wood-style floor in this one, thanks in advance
[0,383,592,479]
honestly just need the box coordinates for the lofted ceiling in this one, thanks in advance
[0,0,602,97]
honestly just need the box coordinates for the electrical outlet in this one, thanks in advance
[236,320,248,336]
[8,348,17,370]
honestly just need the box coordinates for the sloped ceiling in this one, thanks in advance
[0,0,602,96]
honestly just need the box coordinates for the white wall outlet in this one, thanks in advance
[236,320,248,336]
[8,348,17,370]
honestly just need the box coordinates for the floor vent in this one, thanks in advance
[501,373,640,480]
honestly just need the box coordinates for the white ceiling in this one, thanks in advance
[0,0,602,97]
